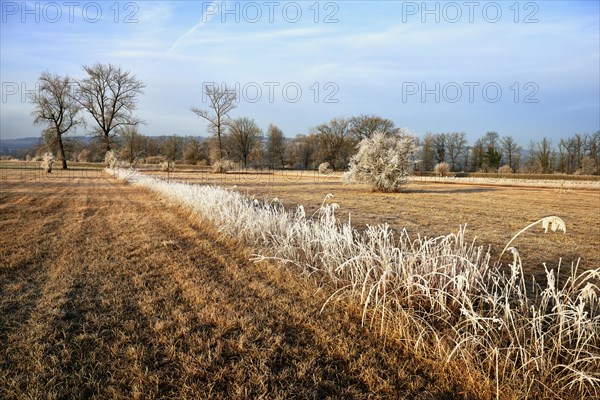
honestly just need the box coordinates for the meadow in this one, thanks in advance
[1,165,599,399]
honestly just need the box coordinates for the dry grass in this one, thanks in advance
[112,169,599,399]
[144,169,600,279]
[1,171,465,399]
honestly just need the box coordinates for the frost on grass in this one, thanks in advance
[108,167,600,400]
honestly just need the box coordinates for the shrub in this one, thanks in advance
[77,149,91,163]
[104,150,118,168]
[318,162,333,174]
[144,156,164,165]
[212,159,237,173]
[498,164,513,174]
[343,131,418,192]
[161,160,174,172]
[434,162,450,177]
[41,152,55,173]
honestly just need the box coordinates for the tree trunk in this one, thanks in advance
[105,133,111,152]
[57,134,68,169]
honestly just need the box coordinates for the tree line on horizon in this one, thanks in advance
[26,62,600,175]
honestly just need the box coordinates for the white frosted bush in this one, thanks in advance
[318,162,332,174]
[104,150,118,168]
[434,161,450,176]
[498,164,513,174]
[41,152,55,173]
[161,160,174,172]
[343,131,418,192]
[212,159,237,173]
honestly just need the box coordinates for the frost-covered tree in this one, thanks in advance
[434,161,450,176]
[343,131,418,192]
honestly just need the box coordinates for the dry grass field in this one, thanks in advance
[1,171,468,399]
[145,169,600,280]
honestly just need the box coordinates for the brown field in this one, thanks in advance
[145,169,600,279]
[1,171,466,399]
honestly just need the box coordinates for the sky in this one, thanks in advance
[1,0,599,145]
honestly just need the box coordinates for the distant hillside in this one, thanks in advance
[0,137,40,155]
[0,136,94,156]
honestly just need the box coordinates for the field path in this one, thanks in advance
[0,174,460,399]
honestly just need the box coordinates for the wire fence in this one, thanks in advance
[0,162,105,185]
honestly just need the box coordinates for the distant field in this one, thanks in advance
[144,169,600,279]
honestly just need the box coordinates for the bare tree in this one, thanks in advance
[432,133,447,164]
[349,115,397,141]
[529,137,554,173]
[587,130,600,175]
[446,132,467,171]
[419,132,436,172]
[288,134,319,169]
[470,138,486,171]
[314,117,354,170]
[500,135,522,171]
[118,126,145,166]
[29,72,83,169]
[266,124,287,168]
[183,137,209,165]
[162,135,185,162]
[225,117,261,167]
[191,84,237,160]
[77,63,145,153]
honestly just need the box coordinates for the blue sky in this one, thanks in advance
[1,1,598,145]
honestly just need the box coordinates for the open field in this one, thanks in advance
[143,169,600,280]
[2,168,599,399]
[1,171,464,399]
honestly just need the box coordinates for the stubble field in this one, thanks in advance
[1,167,598,399]
[0,170,465,399]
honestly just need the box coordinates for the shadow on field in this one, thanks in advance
[403,187,498,194]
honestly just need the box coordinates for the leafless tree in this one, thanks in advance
[349,115,397,141]
[433,133,447,164]
[266,124,287,168]
[446,132,467,171]
[183,137,209,165]
[529,137,554,173]
[191,84,237,160]
[500,135,522,171]
[587,130,600,175]
[118,126,146,166]
[225,117,261,167]
[418,132,436,172]
[162,135,185,162]
[77,63,145,153]
[314,117,354,170]
[29,72,83,169]
[288,134,319,169]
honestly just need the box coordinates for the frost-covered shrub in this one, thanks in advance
[343,131,418,192]
[145,156,164,165]
[41,152,55,173]
[318,162,333,174]
[104,150,118,168]
[212,159,237,173]
[498,164,513,174]
[77,149,90,163]
[161,160,175,172]
[434,161,450,176]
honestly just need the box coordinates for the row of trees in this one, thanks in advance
[29,63,600,175]
[29,63,145,169]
